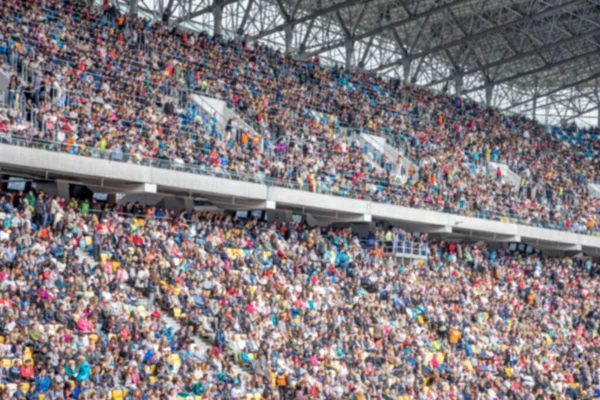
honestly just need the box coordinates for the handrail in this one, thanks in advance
[190,93,263,147]
[1,5,599,229]
[0,11,423,154]
[3,11,598,186]
[361,239,429,257]
[1,131,599,236]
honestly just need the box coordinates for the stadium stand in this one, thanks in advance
[0,0,599,235]
[0,0,599,399]
[0,191,599,399]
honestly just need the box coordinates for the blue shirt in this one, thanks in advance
[72,387,86,399]
[35,375,51,392]
[76,361,91,382]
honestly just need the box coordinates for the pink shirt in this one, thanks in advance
[77,317,93,333]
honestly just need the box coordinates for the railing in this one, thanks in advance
[354,131,414,177]
[4,13,597,198]
[362,239,429,257]
[0,7,598,235]
[2,131,599,237]
[0,9,424,158]
[190,93,265,150]
[350,131,387,170]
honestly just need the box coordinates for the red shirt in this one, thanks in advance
[20,366,34,379]
[0,298,13,308]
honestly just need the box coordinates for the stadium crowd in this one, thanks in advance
[0,0,600,235]
[0,0,598,399]
[0,184,599,399]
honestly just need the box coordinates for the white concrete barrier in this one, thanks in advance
[489,161,521,189]
[1,144,600,255]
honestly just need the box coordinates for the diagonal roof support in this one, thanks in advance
[249,0,370,40]
[298,0,471,57]
[424,26,600,87]
[503,70,600,112]
[463,49,600,93]
[372,0,588,73]
[236,0,256,35]
[172,0,239,25]
[565,103,600,121]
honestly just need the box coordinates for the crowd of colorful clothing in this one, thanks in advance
[0,0,599,235]
[0,185,599,399]
[0,1,600,398]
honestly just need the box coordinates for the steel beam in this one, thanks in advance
[532,93,538,120]
[237,0,255,35]
[129,0,139,15]
[424,25,600,87]
[502,69,600,112]
[564,103,600,121]
[345,40,355,70]
[172,0,238,25]
[275,0,292,21]
[299,0,471,57]
[403,59,411,84]
[485,82,494,106]
[464,49,600,93]
[284,25,294,53]
[214,1,223,35]
[454,74,463,95]
[249,0,369,40]
[373,0,587,73]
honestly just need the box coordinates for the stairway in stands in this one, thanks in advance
[75,248,250,377]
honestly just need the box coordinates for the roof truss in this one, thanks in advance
[116,0,600,126]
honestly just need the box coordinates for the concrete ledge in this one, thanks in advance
[0,146,267,200]
[2,144,600,254]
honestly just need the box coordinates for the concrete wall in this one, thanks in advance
[2,144,600,255]
[192,94,260,142]
[589,183,600,198]
[0,70,10,106]
[0,145,268,201]
[489,162,521,188]
[191,95,227,133]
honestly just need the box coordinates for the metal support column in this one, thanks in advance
[129,0,138,16]
[454,74,463,96]
[485,83,494,107]
[213,2,223,36]
[345,40,355,71]
[284,25,294,54]
[403,59,412,85]
[596,84,600,127]
[532,77,538,121]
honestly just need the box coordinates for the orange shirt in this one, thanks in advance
[65,136,75,152]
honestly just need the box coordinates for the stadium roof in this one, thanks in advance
[116,0,600,126]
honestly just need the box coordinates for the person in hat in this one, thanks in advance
[276,369,289,400]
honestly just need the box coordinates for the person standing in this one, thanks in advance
[276,370,288,400]
[34,194,45,228]
[148,270,160,311]
[92,228,102,262]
